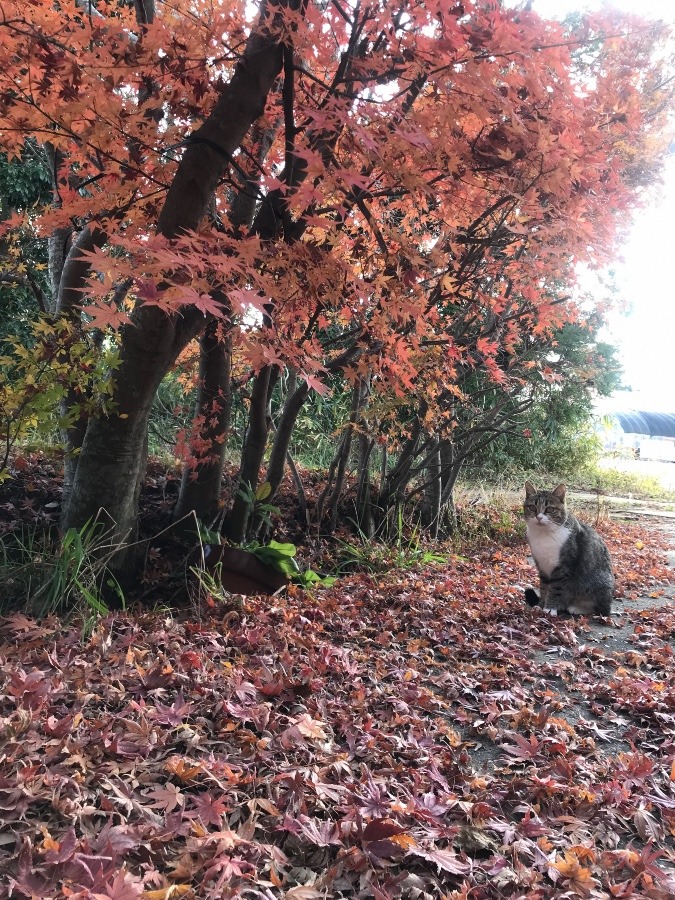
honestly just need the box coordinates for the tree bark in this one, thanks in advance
[62,305,194,572]
[172,117,279,528]
[439,440,460,532]
[264,380,310,499]
[378,420,422,515]
[421,438,442,538]
[224,366,272,544]
[47,228,71,313]
[356,432,375,538]
[173,325,232,527]
[55,225,109,518]
[322,378,367,533]
[286,450,309,529]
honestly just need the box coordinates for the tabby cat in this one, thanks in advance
[523,481,614,616]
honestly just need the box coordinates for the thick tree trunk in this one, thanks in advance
[55,225,108,518]
[173,324,232,527]
[62,306,194,574]
[61,0,304,573]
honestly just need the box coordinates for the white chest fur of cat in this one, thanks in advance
[526,518,571,577]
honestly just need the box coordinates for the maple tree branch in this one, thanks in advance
[133,0,155,24]
[355,197,388,257]
[282,42,298,192]
[56,225,107,318]
[330,0,352,26]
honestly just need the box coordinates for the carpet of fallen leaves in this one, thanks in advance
[1,519,675,899]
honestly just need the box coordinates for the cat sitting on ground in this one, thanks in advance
[523,481,614,616]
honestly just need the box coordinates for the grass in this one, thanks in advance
[578,465,675,502]
[461,461,675,505]
[451,490,524,548]
[0,520,125,619]
[335,509,447,575]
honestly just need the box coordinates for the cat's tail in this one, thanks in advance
[524,588,541,607]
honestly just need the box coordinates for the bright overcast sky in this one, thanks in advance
[532,0,675,412]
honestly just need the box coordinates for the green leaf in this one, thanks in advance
[272,557,300,576]
[266,539,297,557]
[255,481,272,501]
[196,520,221,545]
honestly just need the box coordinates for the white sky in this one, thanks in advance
[532,0,675,412]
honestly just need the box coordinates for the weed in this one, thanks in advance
[236,481,281,532]
[0,520,125,618]
[580,466,675,502]
[336,512,445,575]
[188,558,244,614]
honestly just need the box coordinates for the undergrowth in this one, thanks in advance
[580,465,675,502]
[0,520,124,619]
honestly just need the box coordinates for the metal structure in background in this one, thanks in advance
[613,411,675,439]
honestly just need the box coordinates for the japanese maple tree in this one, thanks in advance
[0,0,672,574]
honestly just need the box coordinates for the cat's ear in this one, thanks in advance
[524,481,536,497]
[552,483,566,501]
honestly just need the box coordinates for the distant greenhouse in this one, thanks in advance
[607,411,675,462]
[613,411,675,439]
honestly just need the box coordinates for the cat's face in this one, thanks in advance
[524,482,567,526]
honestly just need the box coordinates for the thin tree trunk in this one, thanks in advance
[286,450,309,529]
[421,438,441,538]
[47,228,71,313]
[439,440,460,532]
[378,420,422,514]
[325,378,367,533]
[314,433,344,528]
[224,366,272,544]
[173,325,232,527]
[356,433,375,538]
[264,380,310,499]
[172,116,279,527]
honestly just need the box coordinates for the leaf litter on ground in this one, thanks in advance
[0,518,675,898]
